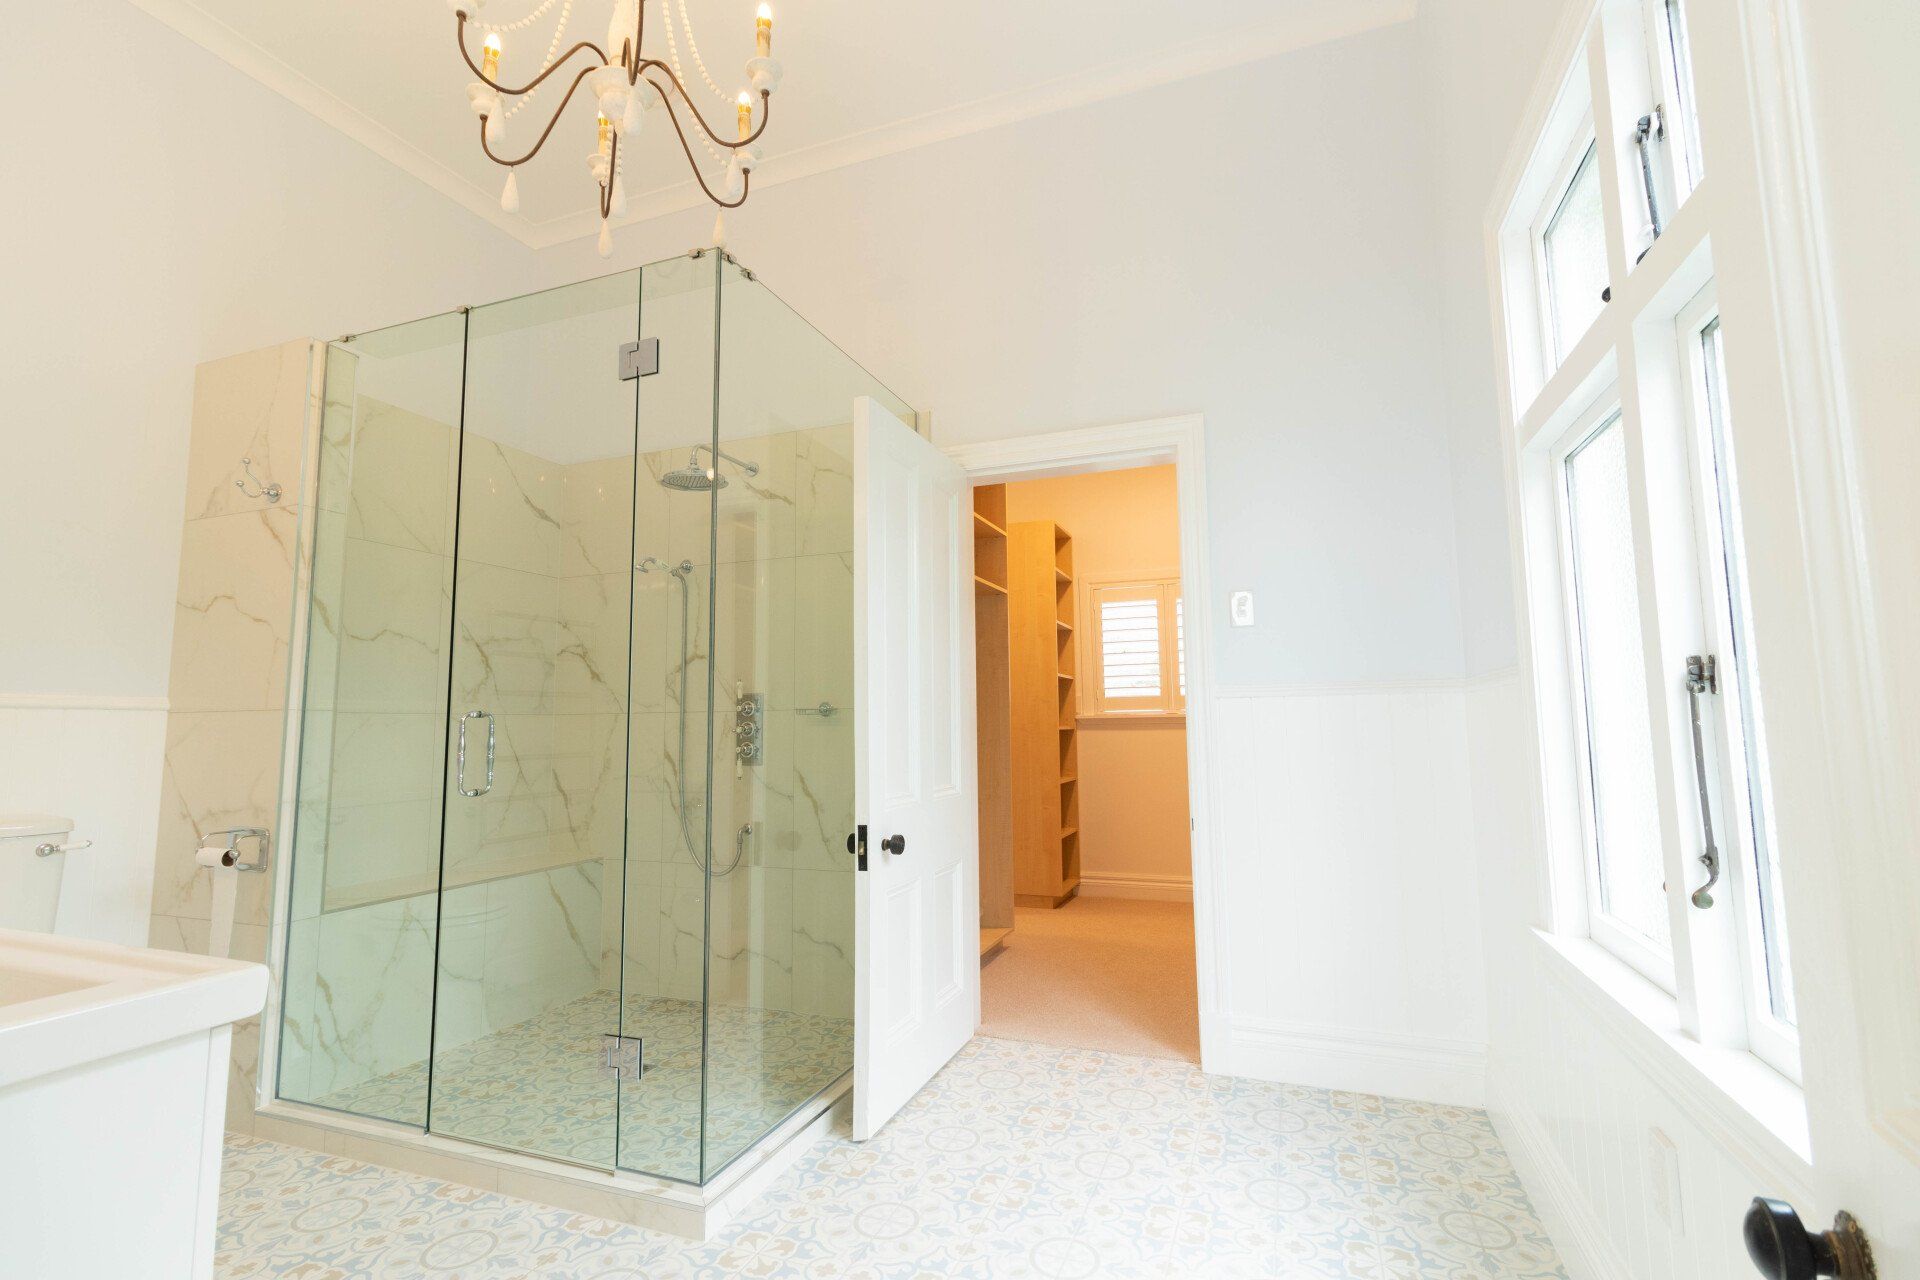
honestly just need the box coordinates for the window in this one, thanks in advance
[1496,14,1799,1084]
[1561,409,1672,971]
[1682,296,1798,1072]
[1085,579,1183,716]
[1654,0,1705,193]
[1540,138,1609,364]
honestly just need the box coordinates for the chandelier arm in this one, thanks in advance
[457,11,607,97]
[652,84,752,209]
[637,60,771,149]
[479,64,601,167]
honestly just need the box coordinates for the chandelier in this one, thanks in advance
[451,0,783,254]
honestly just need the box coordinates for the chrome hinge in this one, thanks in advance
[619,338,661,381]
[601,1034,644,1081]
[1685,653,1717,695]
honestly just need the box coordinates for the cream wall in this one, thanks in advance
[1004,466,1191,900]
[0,0,549,944]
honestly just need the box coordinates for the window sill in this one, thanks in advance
[1532,929,1813,1186]
[1077,712,1187,726]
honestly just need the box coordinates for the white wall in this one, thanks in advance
[9,4,1491,1109]
[0,0,548,941]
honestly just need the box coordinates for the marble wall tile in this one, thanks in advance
[790,713,854,875]
[788,870,854,1021]
[450,560,562,713]
[168,507,301,713]
[149,710,285,926]
[180,339,317,523]
[342,398,459,555]
[296,893,439,1104]
[794,425,854,556]
[793,553,854,715]
[562,454,637,578]
[710,431,797,565]
[556,571,630,715]
[705,866,793,1012]
[325,711,445,808]
[457,437,564,575]
[333,537,453,714]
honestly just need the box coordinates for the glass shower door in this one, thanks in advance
[424,271,643,1168]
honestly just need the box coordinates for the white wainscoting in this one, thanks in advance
[0,694,169,945]
[1207,679,1489,1107]
[1465,669,1811,1279]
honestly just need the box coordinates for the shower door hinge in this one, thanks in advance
[601,1034,644,1081]
[618,338,661,381]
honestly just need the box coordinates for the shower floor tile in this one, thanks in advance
[311,990,852,1179]
[222,1036,1569,1278]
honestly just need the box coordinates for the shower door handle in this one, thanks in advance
[457,710,495,798]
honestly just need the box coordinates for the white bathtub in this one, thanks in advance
[0,929,268,1279]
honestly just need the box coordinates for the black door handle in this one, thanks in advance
[1743,1199,1875,1279]
[881,834,905,856]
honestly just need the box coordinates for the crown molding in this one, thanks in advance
[129,0,1416,252]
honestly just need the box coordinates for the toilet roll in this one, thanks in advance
[196,843,238,960]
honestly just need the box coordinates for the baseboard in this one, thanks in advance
[1077,872,1192,902]
[1214,1014,1487,1107]
[1487,1069,1632,1280]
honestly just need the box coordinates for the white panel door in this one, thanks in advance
[851,396,978,1141]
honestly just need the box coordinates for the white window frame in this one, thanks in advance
[1490,6,1801,1092]
[1550,394,1677,990]
[1080,575,1184,720]
[1643,0,1704,200]
[1674,284,1799,1079]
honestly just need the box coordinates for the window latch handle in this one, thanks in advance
[1685,655,1721,909]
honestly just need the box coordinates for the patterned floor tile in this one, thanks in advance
[221,1036,1568,1279]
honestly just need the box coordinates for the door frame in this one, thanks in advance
[944,413,1224,1073]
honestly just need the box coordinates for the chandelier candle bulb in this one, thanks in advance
[737,92,753,140]
[500,169,519,213]
[481,31,501,80]
[755,4,772,58]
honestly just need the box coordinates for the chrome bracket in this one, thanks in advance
[601,1034,644,1081]
[205,827,270,873]
[618,338,661,380]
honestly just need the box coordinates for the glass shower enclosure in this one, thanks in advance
[275,251,913,1183]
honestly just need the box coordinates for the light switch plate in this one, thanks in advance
[1229,590,1255,628]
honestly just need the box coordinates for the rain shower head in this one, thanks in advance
[659,460,724,491]
[656,445,759,492]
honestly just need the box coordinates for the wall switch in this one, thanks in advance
[1229,590,1255,628]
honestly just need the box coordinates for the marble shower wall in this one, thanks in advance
[148,338,323,1135]
[617,425,856,1027]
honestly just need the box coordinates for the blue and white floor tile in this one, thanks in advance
[219,1037,1568,1278]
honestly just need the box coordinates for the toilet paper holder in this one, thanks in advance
[201,827,270,873]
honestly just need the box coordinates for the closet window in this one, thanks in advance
[1541,139,1609,363]
[1086,579,1184,717]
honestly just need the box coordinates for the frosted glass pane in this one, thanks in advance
[1544,142,1608,362]
[1702,320,1792,1024]
[1565,418,1670,950]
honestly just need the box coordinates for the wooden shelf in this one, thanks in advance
[973,510,1008,539]
[1057,620,1073,632]
[1061,827,1079,840]
[1060,774,1076,784]
[1057,672,1073,682]
[980,926,1013,957]
[974,575,1008,596]
[1055,567,1070,581]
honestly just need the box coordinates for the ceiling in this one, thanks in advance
[130,0,1415,247]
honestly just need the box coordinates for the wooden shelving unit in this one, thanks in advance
[1010,520,1080,908]
[973,485,1015,958]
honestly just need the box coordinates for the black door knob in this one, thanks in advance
[1744,1199,1875,1280]
[881,834,906,856]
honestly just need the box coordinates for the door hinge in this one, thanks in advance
[618,338,660,381]
[601,1034,644,1081]
[846,824,868,871]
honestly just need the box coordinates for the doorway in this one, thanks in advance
[957,424,1213,1066]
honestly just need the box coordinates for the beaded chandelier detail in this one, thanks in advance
[452,0,782,253]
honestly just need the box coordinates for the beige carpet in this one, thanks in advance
[980,896,1200,1062]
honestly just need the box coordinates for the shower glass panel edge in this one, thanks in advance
[276,310,467,1127]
